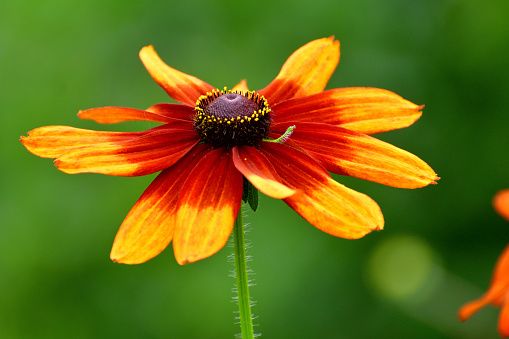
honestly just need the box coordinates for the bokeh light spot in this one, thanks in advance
[366,234,440,302]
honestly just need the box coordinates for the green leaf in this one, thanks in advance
[242,177,259,212]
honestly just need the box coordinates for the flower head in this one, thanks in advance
[21,37,438,265]
[458,190,509,338]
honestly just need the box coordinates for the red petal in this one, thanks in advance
[110,144,212,264]
[54,126,199,176]
[258,37,340,104]
[145,103,195,121]
[232,146,296,199]
[173,148,243,264]
[494,190,509,222]
[260,142,383,239]
[139,45,215,106]
[271,87,423,135]
[272,122,438,189]
[20,126,145,158]
[78,106,192,124]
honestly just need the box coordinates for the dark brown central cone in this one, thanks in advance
[194,89,272,149]
[205,93,259,120]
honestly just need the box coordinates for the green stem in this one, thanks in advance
[233,204,255,339]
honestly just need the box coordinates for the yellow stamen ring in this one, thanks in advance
[193,88,272,148]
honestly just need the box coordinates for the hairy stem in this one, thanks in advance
[233,204,255,338]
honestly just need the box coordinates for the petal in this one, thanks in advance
[110,144,212,264]
[271,87,423,135]
[139,45,215,106]
[458,283,508,322]
[55,127,199,176]
[494,190,509,222]
[145,103,195,121]
[233,79,249,92]
[458,296,497,322]
[232,145,296,199]
[272,122,438,189]
[260,142,384,239]
[173,148,243,265]
[78,105,193,124]
[458,244,509,321]
[258,37,340,104]
[20,126,145,158]
[491,244,509,306]
[499,298,509,338]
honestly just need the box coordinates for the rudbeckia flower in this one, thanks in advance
[458,189,509,338]
[21,37,438,265]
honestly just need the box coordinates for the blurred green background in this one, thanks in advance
[2,0,509,338]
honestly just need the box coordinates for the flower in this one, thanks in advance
[458,190,509,338]
[21,37,438,265]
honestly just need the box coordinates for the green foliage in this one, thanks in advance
[242,177,259,212]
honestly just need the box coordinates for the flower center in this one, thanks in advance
[194,88,272,148]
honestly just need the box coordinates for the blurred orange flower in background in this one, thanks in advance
[20,37,437,265]
[458,189,509,338]
[494,190,509,222]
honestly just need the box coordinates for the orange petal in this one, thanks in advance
[459,244,509,321]
[258,37,340,104]
[272,122,438,189]
[139,45,215,106]
[145,103,195,121]
[491,244,509,306]
[110,144,212,264]
[494,190,509,222]
[271,87,423,135]
[78,106,193,124]
[458,283,509,322]
[173,148,243,265]
[260,142,383,239]
[232,146,296,199]
[499,298,509,338]
[55,127,199,176]
[458,296,495,322]
[232,79,249,92]
[20,126,145,158]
